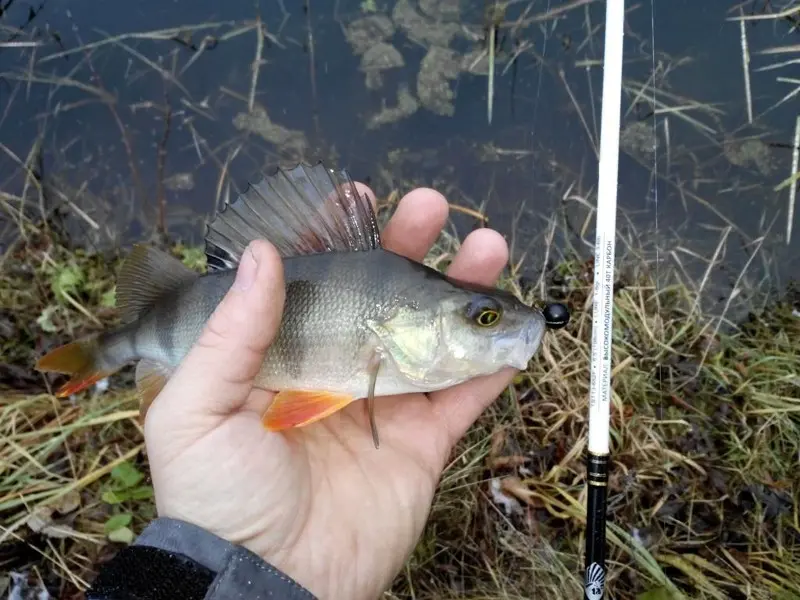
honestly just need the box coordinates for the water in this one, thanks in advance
[0,0,797,317]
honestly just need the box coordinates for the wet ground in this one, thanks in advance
[0,0,797,316]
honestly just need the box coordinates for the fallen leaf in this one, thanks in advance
[488,455,529,470]
[489,429,506,460]
[25,508,77,539]
[108,526,134,544]
[54,491,81,515]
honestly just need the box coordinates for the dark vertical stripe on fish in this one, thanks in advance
[277,279,312,380]
[131,325,140,358]
[156,297,177,364]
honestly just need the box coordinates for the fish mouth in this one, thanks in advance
[504,313,547,371]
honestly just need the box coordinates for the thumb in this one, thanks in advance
[156,239,285,419]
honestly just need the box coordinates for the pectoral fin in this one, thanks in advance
[262,390,356,431]
[366,352,381,449]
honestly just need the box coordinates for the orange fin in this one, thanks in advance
[135,360,172,424]
[36,338,114,398]
[262,390,355,431]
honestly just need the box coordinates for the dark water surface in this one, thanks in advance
[0,0,797,315]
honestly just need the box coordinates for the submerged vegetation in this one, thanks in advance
[2,0,800,598]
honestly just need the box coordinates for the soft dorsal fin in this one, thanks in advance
[116,244,199,323]
[203,161,382,271]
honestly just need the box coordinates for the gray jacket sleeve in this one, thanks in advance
[86,517,318,600]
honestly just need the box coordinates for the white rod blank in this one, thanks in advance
[587,0,625,456]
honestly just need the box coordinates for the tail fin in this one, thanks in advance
[36,337,118,398]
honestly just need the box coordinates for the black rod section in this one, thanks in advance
[584,452,609,600]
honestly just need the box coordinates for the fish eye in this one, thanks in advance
[477,309,500,327]
[465,295,503,327]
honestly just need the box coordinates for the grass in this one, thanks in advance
[1,199,798,600]
[1,1,800,598]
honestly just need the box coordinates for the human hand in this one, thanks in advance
[142,185,517,600]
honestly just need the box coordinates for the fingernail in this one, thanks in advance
[233,246,258,292]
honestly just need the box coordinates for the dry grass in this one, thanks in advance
[2,2,800,598]
[1,200,798,600]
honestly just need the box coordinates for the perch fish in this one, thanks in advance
[35,162,551,447]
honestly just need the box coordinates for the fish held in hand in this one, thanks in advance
[36,162,551,446]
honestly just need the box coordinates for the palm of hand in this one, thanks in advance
[143,186,516,600]
[151,391,449,600]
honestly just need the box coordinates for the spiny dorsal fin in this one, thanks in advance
[203,161,382,271]
[116,244,199,323]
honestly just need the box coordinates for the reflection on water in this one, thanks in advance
[0,0,798,318]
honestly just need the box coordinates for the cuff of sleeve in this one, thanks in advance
[87,517,317,600]
[135,517,317,599]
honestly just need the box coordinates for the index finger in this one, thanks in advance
[354,183,449,262]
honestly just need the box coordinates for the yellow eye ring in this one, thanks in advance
[476,308,500,327]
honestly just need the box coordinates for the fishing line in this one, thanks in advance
[649,0,660,541]
[583,1,625,599]
[650,0,658,266]
[530,0,552,134]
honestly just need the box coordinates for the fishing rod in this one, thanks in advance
[584,1,625,599]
